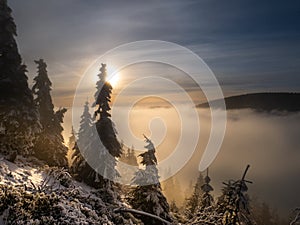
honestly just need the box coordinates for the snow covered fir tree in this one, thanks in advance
[200,169,214,209]
[217,165,255,225]
[71,100,97,186]
[91,63,123,188]
[0,0,40,158]
[185,172,205,218]
[128,135,173,225]
[32,59,68,167]
[189,169,223,225]
[72,64,124,202]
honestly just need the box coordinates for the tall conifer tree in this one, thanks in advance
[32,59,67,166]
[0,0,40,156]
[91,63,122,187]
[71,101,97,185]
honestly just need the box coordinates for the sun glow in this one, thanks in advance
[90,65,121,88]
[107,73,120,88]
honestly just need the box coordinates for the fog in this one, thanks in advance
[64,103,300,218]
[112,106,300,217]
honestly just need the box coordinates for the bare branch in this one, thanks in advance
[290,208,300,225]
[114,207,172,225]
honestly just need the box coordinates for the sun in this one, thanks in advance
[107,72,120,88]
[90,65,121,88]
[106,65,121,88]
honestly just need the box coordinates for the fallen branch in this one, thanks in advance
[114,207,172,225]
[290,208,300,225]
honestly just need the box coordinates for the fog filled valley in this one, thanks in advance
[112,107,300,219]
[60,105,300,222]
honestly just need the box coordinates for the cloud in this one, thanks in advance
[7,0,300,109]
[141,108,300,218]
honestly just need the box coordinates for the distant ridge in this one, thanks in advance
[196,93,300,112]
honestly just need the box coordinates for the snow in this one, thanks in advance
[0,156,43,187]
[0,155,140,225]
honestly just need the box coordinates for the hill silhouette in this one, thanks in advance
[196,93,300,112]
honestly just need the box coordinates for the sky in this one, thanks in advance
[9,0,300,108]
[7,0,300,218]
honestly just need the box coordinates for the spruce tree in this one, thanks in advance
[185,172,205,218]
[127,146,138,166]
[120,145,138,166]
[217,165,254,225]
[128,135,173,225]
[189,169,221,225]
[0,0,40,157]
[200,169,214,209]
[32,59,67,167]
[91,63,122,187]
[68,126,76,150]
[71,101,97,185]
[118,145,139,184]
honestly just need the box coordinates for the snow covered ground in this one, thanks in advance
[0,156,44,187]
[0,155,141,225]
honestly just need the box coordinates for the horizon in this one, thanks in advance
[2,0,300,222]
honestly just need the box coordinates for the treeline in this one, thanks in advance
[197,93,300,112]
[67,63,172,224]
[170,167,289,225]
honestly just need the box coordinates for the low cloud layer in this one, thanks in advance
[108,107,300,218]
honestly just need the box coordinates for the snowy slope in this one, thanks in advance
[0,156,44,187]
[0,155,141,225]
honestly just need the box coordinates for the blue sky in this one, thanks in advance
[9,0,300,107]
